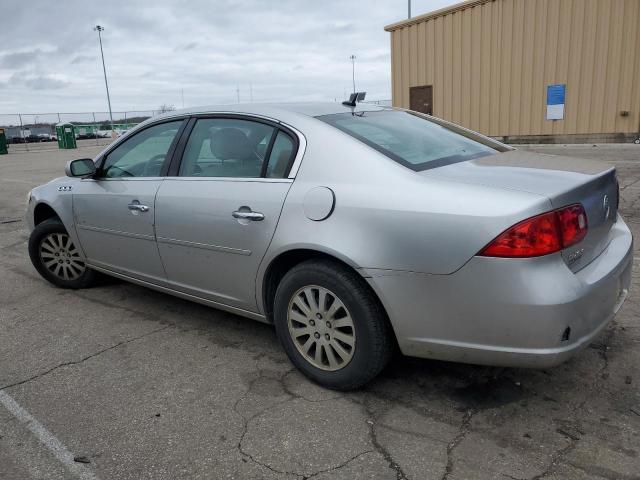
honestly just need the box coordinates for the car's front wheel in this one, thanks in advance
[273,260,393,390]
[28,218,98,289]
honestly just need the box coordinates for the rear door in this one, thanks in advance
[154,116,299,312]
[73,119,185,282]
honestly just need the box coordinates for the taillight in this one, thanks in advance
[557,204,588,246]
[479,204,587,258]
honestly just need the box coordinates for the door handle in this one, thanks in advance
[232,209,264,221]
[128,202,149,212]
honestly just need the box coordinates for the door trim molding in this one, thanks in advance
[157,236,252,256]
[77,224,156,241]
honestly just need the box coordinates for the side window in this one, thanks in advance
[265,131,295,178]
[100,120,183,178]
[179,118,274,178]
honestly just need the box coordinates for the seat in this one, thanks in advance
[210,128,254,161]
[209,128,261,177]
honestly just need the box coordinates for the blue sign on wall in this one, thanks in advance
[546,84,566,120]
[547,84,566,105]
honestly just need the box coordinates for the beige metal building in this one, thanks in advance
[385,0,640,143]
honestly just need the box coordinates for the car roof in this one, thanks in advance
[152,101,391,125]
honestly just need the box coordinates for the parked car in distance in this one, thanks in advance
[25,102,633,389]
[37,133,56,142]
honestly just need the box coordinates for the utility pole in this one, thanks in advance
[250,83,253,102]
[349,55,356,94]
[94,25,114,136]
[236,84,240,103]
[181,88,185,108]
[408,0,411,18]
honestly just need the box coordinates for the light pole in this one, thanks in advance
[94,25,114,136]
[408,0,411,18]
[349,55,356,94]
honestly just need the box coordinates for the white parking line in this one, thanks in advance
[0,390,100,480]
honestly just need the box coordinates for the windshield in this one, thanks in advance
[317,110,499,171]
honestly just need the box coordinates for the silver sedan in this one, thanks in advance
[25,102,633,389]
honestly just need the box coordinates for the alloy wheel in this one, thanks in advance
[39,233,86,281]
[287,285,356,371]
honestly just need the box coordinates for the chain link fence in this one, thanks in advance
[1,101,392,153]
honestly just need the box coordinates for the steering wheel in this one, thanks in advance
[143,154,166,176]
[106,165,134,177]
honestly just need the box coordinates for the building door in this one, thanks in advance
[410,86,433,115]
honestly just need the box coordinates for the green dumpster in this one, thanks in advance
[55,122,77,149]
[0,128,7,154]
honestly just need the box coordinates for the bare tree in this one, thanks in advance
[158,104,176,114]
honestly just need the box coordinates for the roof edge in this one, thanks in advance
[384,0,493,31]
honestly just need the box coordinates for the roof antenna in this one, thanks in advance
[342,91,366,107]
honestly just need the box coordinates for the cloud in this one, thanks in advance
[10,73,69,90]
[70,55,94,65]
[0,0,459,112]
[0,49,45,68]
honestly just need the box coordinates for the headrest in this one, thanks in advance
[210,128,253,160]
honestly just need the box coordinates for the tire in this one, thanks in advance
[273,259,393,390]
[28,218,98,289]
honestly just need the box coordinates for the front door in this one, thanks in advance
[410,85,433,115]
[155,116,298,312]
[73,119,185,282]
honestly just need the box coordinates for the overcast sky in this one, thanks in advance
[0,0,458,115]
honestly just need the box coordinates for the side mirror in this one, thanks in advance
[65,158,96,177]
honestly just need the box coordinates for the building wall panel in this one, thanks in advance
[387,0,640,138]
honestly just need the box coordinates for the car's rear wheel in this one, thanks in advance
[28,218,98,289]
[273,260,393,390]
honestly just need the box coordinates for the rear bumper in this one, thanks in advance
[365,216,633,368]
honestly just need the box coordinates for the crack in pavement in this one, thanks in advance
[0,325,173,391]
[361,395,410,480]
[230,366,374,479]
[619,177,640,192]
[589,324,617,394]
[440,408,475,480]
[529,430,580,480]
[303,450,376,479]
[529,390,592,479]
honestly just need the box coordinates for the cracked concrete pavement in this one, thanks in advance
[1,142,639,479]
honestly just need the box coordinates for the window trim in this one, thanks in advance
[93,118,188,179]
[265,130,297,179]
[259,129,279,178]
[169,113,301,180]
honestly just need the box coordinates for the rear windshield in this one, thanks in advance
[317,110,498,171]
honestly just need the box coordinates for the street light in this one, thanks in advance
[349,54,356,94]
[93,25,114,136]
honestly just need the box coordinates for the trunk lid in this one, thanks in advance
[422,149,618,271]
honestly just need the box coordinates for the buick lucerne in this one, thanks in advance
[26,103,633,389]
